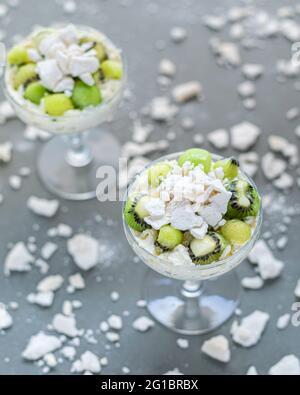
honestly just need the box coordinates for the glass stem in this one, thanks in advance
[180,280,205,323]
[65,133,93,168]
[181,280,204,298]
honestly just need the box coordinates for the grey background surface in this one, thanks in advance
[0,0,299,375]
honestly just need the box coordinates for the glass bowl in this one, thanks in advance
[3,24,127,201]
[123,152,263,335]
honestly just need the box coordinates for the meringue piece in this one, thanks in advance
[39,35,63,57]
[190,222,208,240]
[27,292,54,308]
[59,25,78,45]
[69,55,99,77]
[52,314,79,337]
[277,314,291,330]
[230,122,261,151]
[37,59,63,91]
[22,332,62,361]
[71,351,101,374]
[37,275,64,293]
[132,316,155,332]
[269,355,300,375]
[207,129,229,149]
[241,276,264,290]
[4,242,34,275]
[165,245,193,267]
[201,336,231,363]
[54,77,74,93]
[79,72,95,86]
[200,203,223,227]
[144,198,165,218]
[170,203,200,231]
[0,304,13,330]
[27,196,59,218]
[248,240,284,280]
[231,310,269,347]
[0,142,13,163]
[67,234,99,271]
[172,81,202,103]
[262,153,287,180]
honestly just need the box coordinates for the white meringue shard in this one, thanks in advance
[37,59,63,91]
[269,355,300,375]
[201,336,231,363]
[69,55,99,77]
[231,310,269,347]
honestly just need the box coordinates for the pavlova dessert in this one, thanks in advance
[5,24,124,130]
[124,148,261,272]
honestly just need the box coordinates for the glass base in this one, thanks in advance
[143,270,240,335]
[38,129,121,201]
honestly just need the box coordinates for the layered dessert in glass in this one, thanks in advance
[4,24,125,200]
[123,148,262,334]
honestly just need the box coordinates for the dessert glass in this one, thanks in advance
[123,152,262,335]
[3,25,126,201]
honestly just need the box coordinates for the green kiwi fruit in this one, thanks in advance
[226,180,260,219]
[148,162,172,188]
[24,82,47,104]
[72,80,102,109]
[178,148,212,173]
[220,220,252,245]
[189,232,228,265]
[8,46,31,66]
[214,157,239,179]
[155,225,183,252]
[124,196,152,232]
[44,94,74,116]
[101,60,123,80]
[80,37,107,61]
[13,64,37,89]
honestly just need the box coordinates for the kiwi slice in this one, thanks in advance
[124,196,151,232]
[24,82,47,104]
[148,162,172,188]
[214,157,239,179]
[226,180,260,219]
[94,42,107,62]
[155,225,183,252]
[13,64,37,89]
[44,94,74,116]
[220,220,251,245]
[8,46,30,66]
[189,232,228,265]
[101,60,123,80]
[80,37,107,61]
[178,148,212,174]
[72,80,102,109]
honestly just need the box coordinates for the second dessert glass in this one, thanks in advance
[123,152,262,335]
[3,25,126,201]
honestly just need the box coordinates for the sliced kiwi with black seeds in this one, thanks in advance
[214,157,239,179]
[189,232,228,265]
[226,179,260,219]
[155,225,183,252]
[124,196,151,232]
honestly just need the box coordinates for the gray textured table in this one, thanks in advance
[0,0,299,375]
